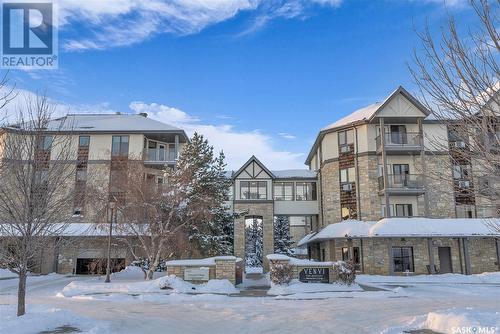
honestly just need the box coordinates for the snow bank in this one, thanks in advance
[0,268,16,279]
[383,308,500,334]
[60,275,238,297]
[0,304,109,334]
[268,279,363,296]
[357,271,500,285]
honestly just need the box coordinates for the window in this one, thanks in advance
[456,205,475,218]
[338,130,354,153]
[167,143,176,161]
[79,136,90,147]
[341,206,356,220]
[341,247,349,261]
[34,169,48,185]
[240,181,267,200]
[340,167,355,183]
[452,165,470,180]
[76,170,87,182]
[395,204,413,217]
[112,136,129,157]
[392,247,414,272]
[38,136,53,150]
[274,182,294,201]
[389,125,407,144]
[296,182,317,201]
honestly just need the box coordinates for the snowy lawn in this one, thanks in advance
[268,279,363,296]
[60,274,238,297]
[0,304,110,334]
[382,307,500,334]
[0,271,499,333]
[0,268,17,279]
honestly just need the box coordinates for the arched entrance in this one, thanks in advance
[244,216,263,269]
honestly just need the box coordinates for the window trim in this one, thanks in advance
[240,180,267,200]
[273,182,294,201]
[295,182,317,201]
[392,246,414,273]
[112,135,129,157]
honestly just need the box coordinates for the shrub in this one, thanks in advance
[332,261,356,285]
[269,262,293,285]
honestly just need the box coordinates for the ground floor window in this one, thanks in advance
[395,204,413,217]
[392,247,414,273]
[342,247,349,261]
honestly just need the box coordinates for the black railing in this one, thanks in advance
[376,132,422,150]
[378,174,424,191]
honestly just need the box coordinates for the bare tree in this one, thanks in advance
[410,0,500,222]
[93,133,231,280]
[0,94,77,316]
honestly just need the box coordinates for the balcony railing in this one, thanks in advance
[145,148,177,163]
[378,174,424,192]
[376,132,422,150]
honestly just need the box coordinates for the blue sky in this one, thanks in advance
[9,0,475,170]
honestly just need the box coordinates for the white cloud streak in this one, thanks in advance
[59,0,342,51]
[128,101,305,170]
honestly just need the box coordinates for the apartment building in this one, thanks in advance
[300,86,500,273]
[225,156,319,262]
[0,113,189,274]
[306,86,497,226]
[39,113,188,216]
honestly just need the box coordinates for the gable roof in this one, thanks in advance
[5,114,188,140]
[306,86,431,164]
[232,155,276,179]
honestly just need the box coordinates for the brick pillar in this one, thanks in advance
[215,257,236,285]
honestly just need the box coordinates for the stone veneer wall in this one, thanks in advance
[166,265,217,283]
[233,202,274,268]
[319,161,341,225]
[357,155,381,221]
[268,258,335,283]
[165,258,237,285]
[318,236,499,275]
[424,154,456,218]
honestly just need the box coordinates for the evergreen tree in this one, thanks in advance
[245,217,263,267]
[184,134,235,256]
[273,215,294,256]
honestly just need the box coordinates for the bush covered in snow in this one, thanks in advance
[332,261,356,286]
[269,262,293,285]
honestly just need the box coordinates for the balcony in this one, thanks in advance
[378,174,425,195]
[144,147,177,166]
[376,132,422,154]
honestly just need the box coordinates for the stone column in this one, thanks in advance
[427,238,435,274]
[379,117,390,217]
[233,215,245,260]
[215,257,236,285]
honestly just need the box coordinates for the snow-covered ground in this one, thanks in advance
[0,271,499,334]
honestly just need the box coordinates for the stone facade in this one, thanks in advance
[319,161,341,225]
[233,202,274,268]
[357,154,382,221]
[317,236,500,275]
[424,155,456,218]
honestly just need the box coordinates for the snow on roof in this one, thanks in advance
[321,103,381,131]
[370,218,499,237]
[298,220,376,246]
[266,254,335,266]
[299,218,500,245]
[164,256,237,266]
[272,169,317,179]
[31,114,184,133]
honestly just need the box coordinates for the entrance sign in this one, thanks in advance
[299,267,329,283]
[184,267,209,281]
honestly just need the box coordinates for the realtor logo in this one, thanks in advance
[1,0,58,69]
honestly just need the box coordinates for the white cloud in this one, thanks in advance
[59,0,342,51]
[278,132,296,140]
[128,101,305,170]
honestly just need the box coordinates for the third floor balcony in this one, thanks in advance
[376,132,422,154]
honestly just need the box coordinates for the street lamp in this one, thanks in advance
[105,199,117,283]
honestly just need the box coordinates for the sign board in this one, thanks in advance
[184,267,209,281]
[299,267,329,283]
